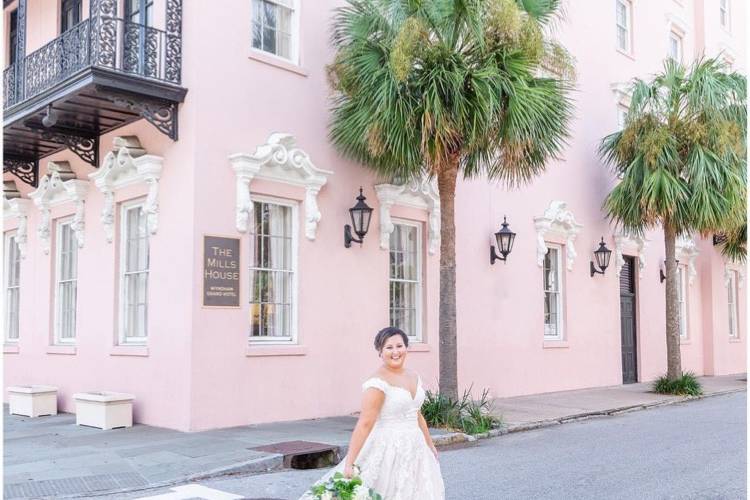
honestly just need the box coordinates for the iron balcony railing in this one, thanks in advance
[4,16,182,110]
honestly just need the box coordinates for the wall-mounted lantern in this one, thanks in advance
[659,259,679,283]
[589,237,613,277]
[344,187,373,248]
[42,104,58,128]
[490,216,516,264]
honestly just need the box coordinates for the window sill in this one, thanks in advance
[543,340,569,349]
[247,49,308,77]
[246,345,307,357]
[110,345,149,357]
[729,338,742,343]
[4,344,19,354]
[616,48,636,61]
[47,345,76,355]
[408,343,430,353]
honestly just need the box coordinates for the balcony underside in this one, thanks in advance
[4,67,186,187]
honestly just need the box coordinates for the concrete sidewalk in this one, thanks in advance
[4,374,745,499]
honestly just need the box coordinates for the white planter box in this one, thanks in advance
[7,385,58,417]
[73,392,135,430]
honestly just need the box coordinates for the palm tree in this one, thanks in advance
[599,58,746,381]
[329,0,574,398]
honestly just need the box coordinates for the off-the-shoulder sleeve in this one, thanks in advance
[362,377,388,394]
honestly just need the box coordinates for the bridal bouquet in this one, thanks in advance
[308,469,383,500]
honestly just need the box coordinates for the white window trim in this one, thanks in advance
[534,201,583,271]
[727,270,739,338]
[248,194,299,345]
[3,181,31,259]
[613,230,649,279]
[720,0,731,32]
[390,218,424,342]
[615,0,633,55]
[678,265,688,340]
[118,198,150,345]
[374,177,440,255]
[668,31,683,63]
[250,0,300,65]
[53,216,77,345]
[543,243,565,341]
[4,230,20,343]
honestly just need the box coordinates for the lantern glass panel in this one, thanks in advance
[361,208,372,234]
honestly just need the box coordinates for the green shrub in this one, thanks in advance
[652,372,703,396]
[421,385,502,435]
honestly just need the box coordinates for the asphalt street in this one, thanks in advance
[129,392,747,500]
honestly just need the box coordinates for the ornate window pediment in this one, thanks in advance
[724,262,745,289]
[675,235,699,285]
[89,136,163,243]
[534,201,583,270]
[614,229,649,279]
[374,177,440,255]
[29,161,89,254]
[229,133,333,240]
[3,180,32,258]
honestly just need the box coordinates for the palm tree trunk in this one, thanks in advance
[436,158,459,400]
[664,223,682,380]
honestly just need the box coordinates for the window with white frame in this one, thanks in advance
[728,270,739,338]
[249,199,296,342]
[119,200,149,344]
[251,0,296,62]
[543,245,564,340]
[617,103,629,130]
[4,231,21,342]
[668,31,683,62]
[616,0,632,53]
[678,265,688,339]
[720,0,730,30]
[54,218,78,344]
[389,221,422,341]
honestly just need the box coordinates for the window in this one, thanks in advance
[123,0,155,76]
[60,0,81,33]
[249,199,296,342]
[616,0,632,53]
[125,0,154,26]
[54,219,78,344]
[251,0,296,61]
[678,266,688,339]
[617,104,629,129]
[389,222,423,341]
[720,0,730,30]
[8,9,17,66]
[119,200,149,344]
[669,32,683,62]
[4,231,21,342]
[543,245,564,340]
[728,271,739,338]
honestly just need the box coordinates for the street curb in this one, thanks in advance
[433,388,748,446]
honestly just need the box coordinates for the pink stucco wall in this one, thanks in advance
[4,0,746,431]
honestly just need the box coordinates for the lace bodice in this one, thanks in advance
[362,376,424,427]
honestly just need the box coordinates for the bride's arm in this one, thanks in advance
[344,388,385,477]
[418,412,439,459]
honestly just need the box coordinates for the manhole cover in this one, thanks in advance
[251,441,340,469]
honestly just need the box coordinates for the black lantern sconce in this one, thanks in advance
[589,237,613,277]
[42,104,58,128]
[659,259,680,283]
[344,187,373,248]
[490,216,516,264]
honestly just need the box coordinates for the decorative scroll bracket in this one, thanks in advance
[229,133,333,240]
[3,180,31,258]
[374,177,441,255]
[28,161,89,253]
[4,156,39,187]
[534,201,584,271]
[613,229,649,279]
[89,136,163,242]
[107,95,179,140]
[39,130,99,167]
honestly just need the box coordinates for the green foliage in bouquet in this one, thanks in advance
[309,470,383,500]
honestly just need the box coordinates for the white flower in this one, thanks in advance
[320,491,333,500]
[353,485,371,500]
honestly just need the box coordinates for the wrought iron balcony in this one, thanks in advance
[3,0,186,187]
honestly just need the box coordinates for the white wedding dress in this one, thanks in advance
[300,375,445,500]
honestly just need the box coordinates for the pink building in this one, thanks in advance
[3,0,746,431]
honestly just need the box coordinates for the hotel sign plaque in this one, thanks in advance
[203,235,241,308]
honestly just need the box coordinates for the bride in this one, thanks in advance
[301,327,445,499]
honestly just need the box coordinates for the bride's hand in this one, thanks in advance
[343,463,355,478]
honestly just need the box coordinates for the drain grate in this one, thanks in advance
[251,440,340,469]
[4,471,149,499]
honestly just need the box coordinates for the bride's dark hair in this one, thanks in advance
[374,326,409,352]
